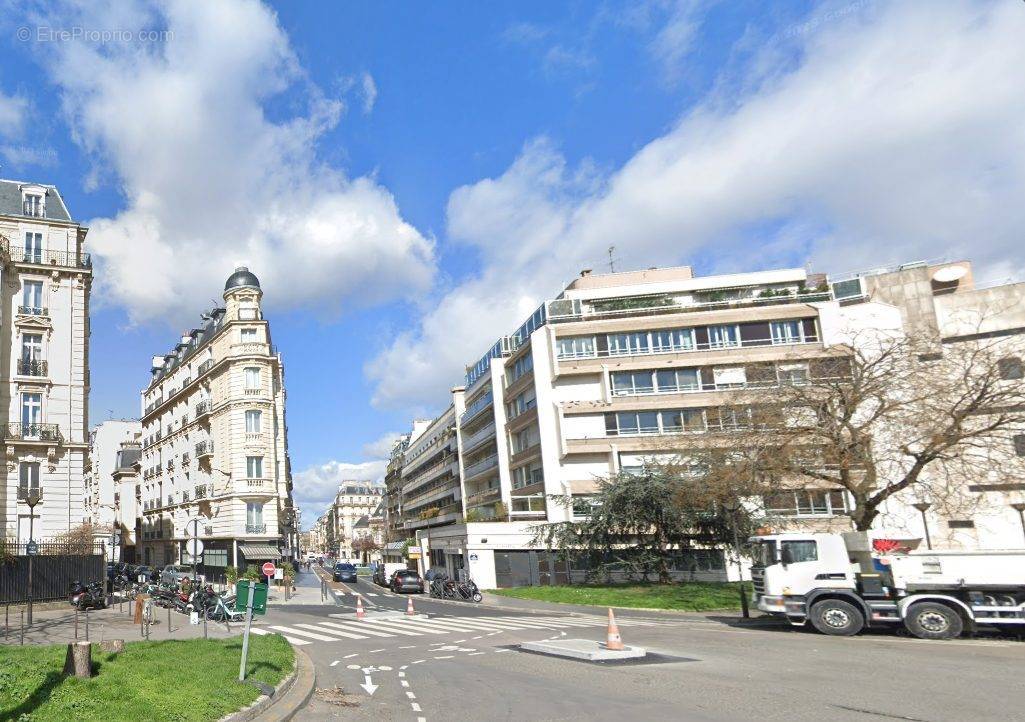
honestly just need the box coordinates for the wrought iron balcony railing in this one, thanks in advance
[246,523,267,534]
[195,441,214,457]
[17,305,48,317]
[17,485,42,503]
[1,423,63,443]
[8,245,92,269]
[17,359,48,377]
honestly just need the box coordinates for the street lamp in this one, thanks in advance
[22,488,42,625]
[912,501,933,550]
[1011,503,1025,544]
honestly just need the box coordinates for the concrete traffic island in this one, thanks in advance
[520,638,647,661]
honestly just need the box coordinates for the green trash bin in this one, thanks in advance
[234,581,268,615]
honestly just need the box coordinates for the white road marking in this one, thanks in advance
[399,665,409,670]
[317,621,396,638]
[467,652,485,656]
[495,649,511,653]
[344,653,359,659]
[295,623,368,640]
[249,627,309,645]
[399,646,416,650]
[401,680,410,688]
[369,648,386,653]
[471,635,483,640]
[366,619,445,635]
[412,659,425,664]
[411,703,422,712]
[330,660,339,667]
[346,664,361,670]
[433,655,454,659]
[399,672,406,678]
[406,691,417,699]
[269,625,340,642]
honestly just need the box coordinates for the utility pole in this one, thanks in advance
[607,245,616,273]
[24,489,42,625]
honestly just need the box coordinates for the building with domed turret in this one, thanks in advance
[136,267,297,578]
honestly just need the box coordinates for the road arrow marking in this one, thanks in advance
[360,674,378,695]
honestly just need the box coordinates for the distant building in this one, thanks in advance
[330,482,384,560]
[138,267,297,576]
[0,179,91,543]
[84,420,142,558]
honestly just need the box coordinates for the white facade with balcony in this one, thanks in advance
[0,180,91,544]
[137,267,297,575]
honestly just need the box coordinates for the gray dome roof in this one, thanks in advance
[224,266,261,292]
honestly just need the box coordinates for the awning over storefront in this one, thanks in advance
[239,544,281,560]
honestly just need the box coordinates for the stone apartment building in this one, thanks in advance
[84,419,141,558]
[0,179,91,544]
[138,267,297,575]
[385,261,1025,588]
[330,481,384,561]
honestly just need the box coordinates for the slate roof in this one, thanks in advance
[149,307,226,385]
[0,179,73,222]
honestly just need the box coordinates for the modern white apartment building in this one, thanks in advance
[388,261,1025,588]
[138,267,297,576]
[84,420,141,557]
[0,179,91,544]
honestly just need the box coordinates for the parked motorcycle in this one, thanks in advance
[68,580,107,610]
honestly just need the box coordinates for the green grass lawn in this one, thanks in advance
[0,634,294,722]
[490,581,746,612]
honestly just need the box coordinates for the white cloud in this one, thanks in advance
[370,0,1025,410]
[647,0,708,81]
[0,89,27,138]
[293,459,386,530]
[360,72,377,114]
[24,0,433,323]
[361,430,402,460]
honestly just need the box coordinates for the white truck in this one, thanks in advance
[749,531,1025,639]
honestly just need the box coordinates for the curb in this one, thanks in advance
[220,647,315,722]
[479,595,752,620]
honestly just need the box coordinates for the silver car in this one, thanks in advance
[160,564,204,585]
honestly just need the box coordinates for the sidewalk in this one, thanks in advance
[267,568,331,606]
[0,597,244,647]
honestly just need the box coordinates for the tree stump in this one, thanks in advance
[63,641,93,678]
[100,639,125,653]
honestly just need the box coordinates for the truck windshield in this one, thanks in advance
[752,540,777,568]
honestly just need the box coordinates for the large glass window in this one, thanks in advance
[21,334,42,362]
[763,490,848,517]
[244,367,261,389]
[770,320,803,345]
[24,232,43,263]
[246,502,264,526]
[708,324,739,348]
[556,336,596,359]
[614,411,660,435]
[19,462,40,495]
[246,456,264,478]
[22,280,44,313]
[240,328,258,341]
[245,410,262,433]
[21,393,42,429]
[611,371,655,396]
[661,409,706,433]
[608,332,650,356]
[654,368,700,393]
[511,461,544,489]
[508,353,534,383]
[506,388,537,418]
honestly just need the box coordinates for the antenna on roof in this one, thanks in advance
[607,245,617,273]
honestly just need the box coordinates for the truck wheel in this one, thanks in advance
[809,599,865,636]
[905,602,963,640]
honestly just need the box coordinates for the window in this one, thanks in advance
[998,357,1023,381]
[244,367,261,389]
[655,368,701,393]
[571,495,600,519]
[510,495,546,514]
[508,354,534,384]
[21,334,42,363]
[611,371,655,396]
[661,409,706,433]
[21,393,42,429]
[1014,435,1025,457]
[505,388,537,418]
[22,280,44,314]
[241,328,258,341]
[246,456,264,478]
[245,410,262,433]
[24,232,43,263]
[511,461,544,489]
[712,366,746,388]
[19,462,40,495]
[614,411,660,435]
[708,324,739,348]
[770,320,803,345]
[608,332,650,356]
[763,490,848,517]
[778,363,809,385]
[23,194,43,217]
[511,425,540,453]
[782,540,818,563]
[246,502,264,525]
[718,406,753,430]
[556,336,595,359]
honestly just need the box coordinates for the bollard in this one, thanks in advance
[167,606,172,635]
[75,610,79,640]
[85,609,89,641]
[203,611,208,639]
[20,609,25,645]
[4,603,8,639]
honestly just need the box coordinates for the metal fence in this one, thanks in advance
[0,540,105,604]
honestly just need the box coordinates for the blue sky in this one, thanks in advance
[1,1,1023,526]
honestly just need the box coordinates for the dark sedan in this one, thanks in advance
[333,562,357,583]
[390,570,424,594]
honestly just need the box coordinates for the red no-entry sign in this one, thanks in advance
[262,562,276,577]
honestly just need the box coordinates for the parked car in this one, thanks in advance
[160,564,204,585]
[333,562,357,583]
[374,562,407,586]
[132,565,159,582]
[390,570,425,594]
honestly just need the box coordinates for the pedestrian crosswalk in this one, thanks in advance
[249,613,681,647]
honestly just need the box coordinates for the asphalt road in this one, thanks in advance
[260,570,1025,722]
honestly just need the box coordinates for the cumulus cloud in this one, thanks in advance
[370,0,1025,411]
[293,458,386,530]
[23,0,433,323]
[0,89,27,138]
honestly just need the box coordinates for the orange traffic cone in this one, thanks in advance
[406,596,416,616]
[356,595,366,620]
[605,608,624,651]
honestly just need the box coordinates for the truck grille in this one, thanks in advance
[751,568,765,595]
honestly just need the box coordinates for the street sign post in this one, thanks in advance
[26,541,38,556]
[262,561,276,583]
[185,518,204,582]
[234,582,268,615]
[238,581,256,682]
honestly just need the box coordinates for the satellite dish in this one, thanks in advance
[932,265,967,283]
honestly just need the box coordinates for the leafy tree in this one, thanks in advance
[352,536,381,564]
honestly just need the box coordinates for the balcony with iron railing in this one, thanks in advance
[17,305,48,317]
[5,242,92,269]
[194,484,208,499]
[0,423,62,443]
[16,485,42,503]
[16,359,48,377]
[195,400,212,417]
[195,441,214,458]
[245,523,268,534]
[197,359,214,375]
